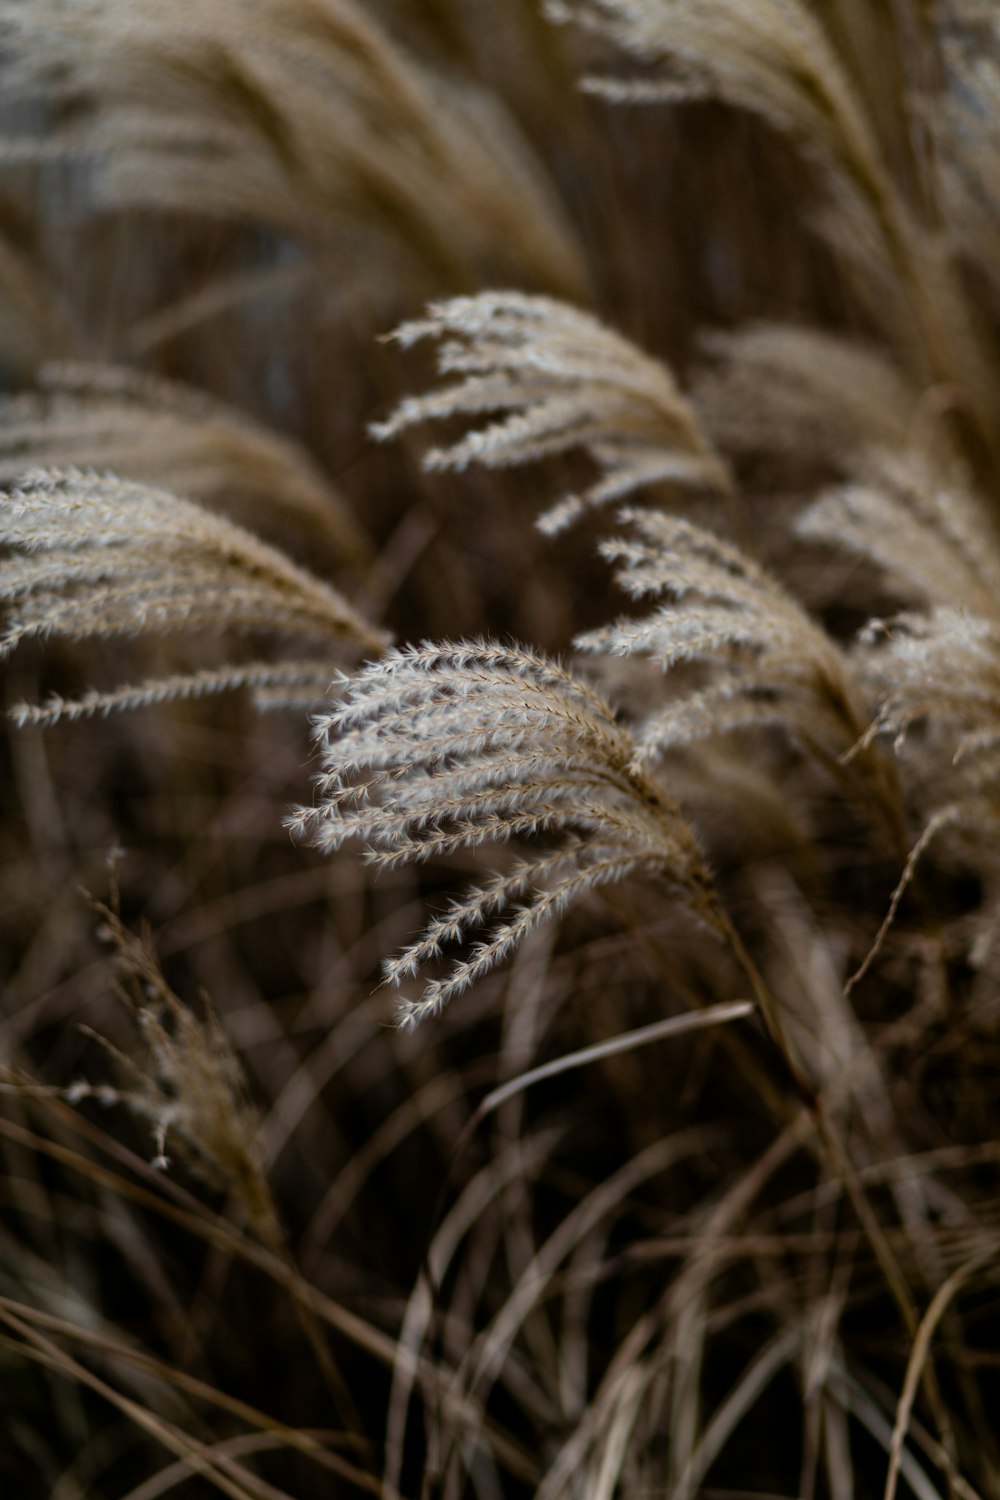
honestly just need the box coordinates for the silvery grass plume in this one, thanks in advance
[848,607,1000,975]
[0,0,586,301]
[546,0,1000,459]
[371,292,731,534]
[80,901,280,1246]
[692,325,924,474]
[859,608,1000,808]
[576,507,870,767]
[291,640,723,1027]
[546,0,880,153]
[0,468,388,726]
[0,364,371,570]
[800,450,1000,615]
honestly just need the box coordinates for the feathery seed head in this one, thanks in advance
[372,292,729,533]
[859,608,1000,770]
[293,639,718,1025]
[93,903,280,1244]
[0,467,387,723]
[0,363,371,569]
[693,325,923,471]
[800,451,1000,616]
[852,606,1000,897]
[0,0,587,300]
[576,507,862,765]
[548,0,1000,461]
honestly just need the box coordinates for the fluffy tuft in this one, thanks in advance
[0,467,387,722]
[372,291,730,532]
[293,639,720,1024]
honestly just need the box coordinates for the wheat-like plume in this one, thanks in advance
[692,324,924,473]
[79,901,280,1245]
[547,0,1000,458]
[576,506,867,767]
[292,639,721,1026]
[545,0,895,249]
[547,0,880,151]
[860,608,1000,781]
[0,363,371,568]
[0,467,388,724]
[800,451,1000,615]
[0,0,586,300]
[373,291,730,533]
[849,606,1000,936]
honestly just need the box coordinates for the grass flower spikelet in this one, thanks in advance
[373,291,729,533]
[294,639,719,1025]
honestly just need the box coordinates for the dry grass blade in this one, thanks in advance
[384,1129,562,1498]
[372,291,730,533]
[292,638,722,1024]
[884,1248,996,1500]
[476,999,754,1118]
[453,1131,710,1423]
[0,1296,381,1496]
[0,467,388,723]
[825,1367,945,1500]
[0,1307,292,1500]
[672,1323,804,1500]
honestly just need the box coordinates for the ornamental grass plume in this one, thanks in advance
[372,291,731,533]
[0,363,371,569]
[857,607,1000,857]
[0,0,587,301]
[0,467,388,724]
[546,0,1000,453]
[691,324,925,473]
[80,899,281,1247]
[575,505,869,765]
[800,450,1000,615]
[292,639,723,1027]
[4,2,1000,1497]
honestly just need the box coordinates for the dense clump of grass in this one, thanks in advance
[3,3,1000,1498]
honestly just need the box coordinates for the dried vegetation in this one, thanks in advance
[3,2,1000,1498]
